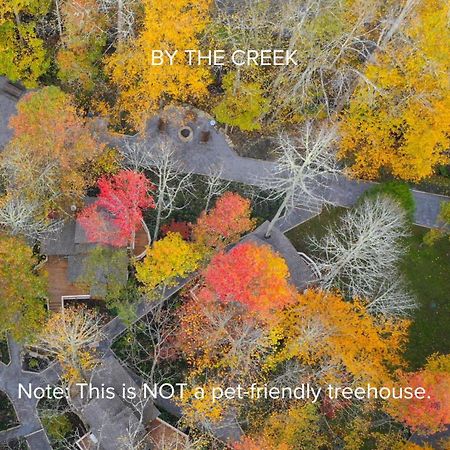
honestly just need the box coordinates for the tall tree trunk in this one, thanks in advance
[153,201,162,243]
[117,0,124,43]
[265,192,289,238]
[55,0,63,37]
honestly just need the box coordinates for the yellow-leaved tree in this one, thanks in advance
[267,289,408,385]
[135,232,203,295]
[56,0,107,92]
[34,306,103,382]
[0,0,50,86]
[106,0,211,129]
[339,0,450,181]
[1,86,104,216]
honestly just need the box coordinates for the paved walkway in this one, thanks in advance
[0,77,20,149]
[1,88,448,229]
[109,106,449,230]
[0,336,59,449]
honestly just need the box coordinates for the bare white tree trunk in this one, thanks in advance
[309,195,414,316]
[261,121,340,238]
[33,306,104,382]
[202,165,231,212]
[117,0,124,42]
[0,195,63,240]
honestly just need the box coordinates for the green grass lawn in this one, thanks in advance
[402,228,450,369]
[285,207,450,370]
[285,205,346,253]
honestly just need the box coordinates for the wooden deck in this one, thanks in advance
[146,418,189,449]
[134,221,151,258]
[46,256,89,312]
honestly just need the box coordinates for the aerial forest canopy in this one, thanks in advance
[0,0,449,449]
[0,0,448,181]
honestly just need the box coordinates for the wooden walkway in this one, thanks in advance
[46,256,88,312]
[134,221,151,257]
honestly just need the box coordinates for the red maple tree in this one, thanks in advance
[193,192,255,248]
[78,170,155,247]
[203,241,295,315]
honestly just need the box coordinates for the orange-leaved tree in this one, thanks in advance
[339,0,450,181]
[1,86,104,215]
[388,353,450,435]
[233,436,290,450]
[106,0,211,129]
[192,192,255,250]
[267,289,409,385]
[176,286,272,377]
[175,286,273,425]
[203,241,295,315]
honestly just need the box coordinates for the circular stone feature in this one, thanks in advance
[178,126,194,142]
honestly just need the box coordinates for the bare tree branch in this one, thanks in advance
[260,121,340,237]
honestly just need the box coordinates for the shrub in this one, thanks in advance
[42,414,72,441]
[360,181,415,220]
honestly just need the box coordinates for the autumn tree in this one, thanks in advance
[77,245,129,300]
[106,0,211,129]
[309,195,415,317]
[340,0,450,181]
[192,192,255,249]
[1,86,104,219]
[135,232,203,295]
[176,287,272,425]
[34,306,103,382]
[235,403,327,450]
[203,241,295,315]
[261,122,340,238]
[0,194,63,240]
[175,243,294,423]
[211,0,408,125]
[78,170,155,247]
[267,289,408,385]
[178,286,271,377]
[214,72,269,131]
[388,353,450,435]
[122,140,194,241]
[0,0,50,86]
[0,234,47,341]
[56,0,107,92]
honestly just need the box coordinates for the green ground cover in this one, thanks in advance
[0,391,18,431]
[285,205,346,253]
[0,338,10,365]
[285,206,450,369]
[401,229,450,368]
